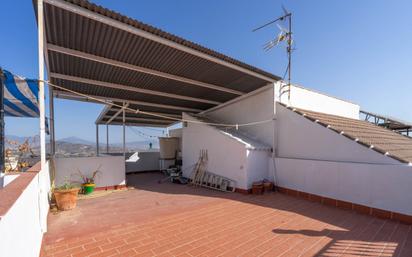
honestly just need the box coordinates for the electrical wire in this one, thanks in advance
[143,127,165,133]
[127,126,159,138]
[282,64,289,81]
[42,80,274,128]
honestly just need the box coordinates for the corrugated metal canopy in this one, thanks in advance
[37,0,280,126]
[95,103,181,128]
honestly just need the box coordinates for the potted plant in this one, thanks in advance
[76,166,101,195]
[5,138,35,172]
[263,179,274,192]
[252,181,264,195]
[53,179,80,211]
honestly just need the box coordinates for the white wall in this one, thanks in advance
[276,103,399,164]
[276,157,412,215]
[39,163,51,232]
[276,83,360,119]
[182,113,248,189]
[169,128,182,151]
[182,113,272,189]
[54,156,126,187]
[246,150,271,188]
[0,161,50,257]
[204,86,275,147]
[0,173,19,188]
[126,151,160,173]
[169,128,182,137]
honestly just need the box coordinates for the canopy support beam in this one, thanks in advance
[38,0,46,169]
[50,73,221,105]
[96,124,99,156]
[49,86,56,156]
[106,125,109,154]
[54,90,202,113]
[48,44,244,96]
[122,102,126,157]
[103,122,167,127]
[106,103,129,125]
[103,116,173,124]
[110,109,181,119]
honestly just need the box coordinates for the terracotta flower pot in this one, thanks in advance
[252,182,264,195]
[263,181,274,192]
[54,188,80,211]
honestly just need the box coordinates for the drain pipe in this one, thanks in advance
[272,136,278,187]
[272,94,279,188]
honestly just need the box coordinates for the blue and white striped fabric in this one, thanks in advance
[2,70,39,117]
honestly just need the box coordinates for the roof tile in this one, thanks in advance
[290,107,412,164]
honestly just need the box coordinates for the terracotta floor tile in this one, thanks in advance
[116,249,137,257]
[41,173,412,257]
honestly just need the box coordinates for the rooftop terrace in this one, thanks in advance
[41,173,412,257]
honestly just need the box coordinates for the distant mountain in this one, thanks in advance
[58,136,94,145]
[112,140,159,150]
[5,135,28,143]
[5,135,40,147]
[6,135,95,148]
[5,135,159,157]
[58,137,158,149]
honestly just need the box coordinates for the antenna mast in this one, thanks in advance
[287,12,292,102]
[253,7,293,102]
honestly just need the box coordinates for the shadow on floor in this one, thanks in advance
[126,172,412,256]
[273,227,403,256]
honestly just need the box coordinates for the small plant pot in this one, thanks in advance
[252,182,264,195]
[263,182,274,192]
[82,183,96,195]
[54,188,80,211]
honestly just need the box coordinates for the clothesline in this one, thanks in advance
[42,80,274,128]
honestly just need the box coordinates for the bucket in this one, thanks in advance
[82,183,96,195]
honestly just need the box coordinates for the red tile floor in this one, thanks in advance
[42,173,412,257]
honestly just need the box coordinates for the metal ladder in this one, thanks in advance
[190,150,236,192]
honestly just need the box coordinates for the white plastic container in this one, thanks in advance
[158,137,179,159]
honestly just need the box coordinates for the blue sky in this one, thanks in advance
[1,0,411,143]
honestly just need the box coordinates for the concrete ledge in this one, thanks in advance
[277,186,412,225]
[0,161,50,257]
[0,171,38,219]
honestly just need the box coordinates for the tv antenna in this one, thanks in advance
[253,6,293,102]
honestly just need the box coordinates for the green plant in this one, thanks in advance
[55,176,79,190]
[5,138,35,172]
[76,165,101,184]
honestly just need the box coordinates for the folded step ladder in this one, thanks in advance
[190,150,236,192]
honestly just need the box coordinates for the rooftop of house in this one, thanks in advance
[41,172,412,257]
[287,105,412,164]
[360,110,412,131]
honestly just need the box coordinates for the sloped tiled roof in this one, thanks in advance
[287,106,412,164]
[189,114,272,151]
